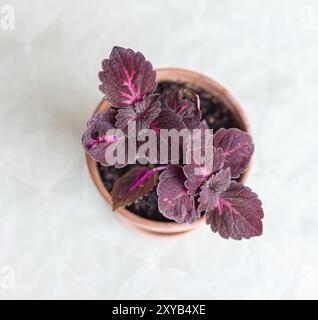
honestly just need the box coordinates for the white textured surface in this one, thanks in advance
[0,0,318,299]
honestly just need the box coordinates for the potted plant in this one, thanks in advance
[82,46,264,239]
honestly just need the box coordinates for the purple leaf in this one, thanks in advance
[184,147,224,196]
[149,109,187,164]
[82,109,119,166]
[111,136,135,169]
[87,108,117,127]
[111,166,159,210]
[82,109,133,168]
[115,94,161,135]
[205,182,263,240]
[213,128,254,178]
[150,108,187,132]
[198,168,231,212]
[99,47,156,106]
[157,165,199,224]
[190,120,212,150]
[164,88,201,129]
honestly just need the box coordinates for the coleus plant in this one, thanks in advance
[82,46,264,240]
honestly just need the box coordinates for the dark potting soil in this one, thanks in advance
[97,81,240,222]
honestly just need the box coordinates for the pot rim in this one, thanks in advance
[85,68,252,235]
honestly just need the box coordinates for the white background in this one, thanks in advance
[0,0,317,299]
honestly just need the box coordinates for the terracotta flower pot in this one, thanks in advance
[85,68,251,237]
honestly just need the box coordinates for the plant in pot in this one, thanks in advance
[82,46,264,239]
